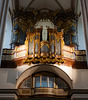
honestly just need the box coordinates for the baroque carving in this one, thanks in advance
[12,9,78,48]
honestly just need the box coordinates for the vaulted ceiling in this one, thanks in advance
[14,0,76,11]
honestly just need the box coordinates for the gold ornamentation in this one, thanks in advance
[30,36,34,42]
[24,28,65,65]
[40,41,49,48]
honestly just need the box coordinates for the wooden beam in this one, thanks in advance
[25,0,35,11]
[55,0,64,10]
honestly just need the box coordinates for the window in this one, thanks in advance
[35,76,40,87]
[34,76,54,88]
[19,72,69,90]
[21,77,32,88]
[41,76,47,87]
[49,77,54,88]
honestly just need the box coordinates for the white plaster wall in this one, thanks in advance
[54,64,73,80]
[16,64,36,77]
[0,64,33,89]
[0,68,17,89]
[17,64,73,80]
[3,12,12,49]
[72,69,88,89]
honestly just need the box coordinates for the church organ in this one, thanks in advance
[1,10,87,68]
[24,28,64,64]
[1,27,86,68]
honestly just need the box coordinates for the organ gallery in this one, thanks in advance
[1,9,86,68]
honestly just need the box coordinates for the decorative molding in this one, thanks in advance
[69,89,88,96]
[0,89,88,98]
[0,89,17,94]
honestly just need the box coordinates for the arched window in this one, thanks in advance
[20,77,32,88]
[19,72,69,89]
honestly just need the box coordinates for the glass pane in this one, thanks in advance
[27,82,30,87]
[21,82,25,87]
[35,76,40,87]
[41,82,47,87]
[49,77,54,82]
[27,78,30,82]
[49,82,54,88]
[41,76,47,87]
[35,82,40,87]
[35,76,40,82]
[21,77,32,88]
[42,76,47,81]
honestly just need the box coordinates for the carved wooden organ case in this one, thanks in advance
[25,28,64,64]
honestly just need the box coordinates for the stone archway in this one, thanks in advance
[16,64,72,89]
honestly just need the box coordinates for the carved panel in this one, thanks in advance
[18,89,31,95]
[34,88,54,95]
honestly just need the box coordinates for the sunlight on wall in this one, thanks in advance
[54,64,73,79]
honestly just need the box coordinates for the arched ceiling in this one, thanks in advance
[18,0,73,11]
